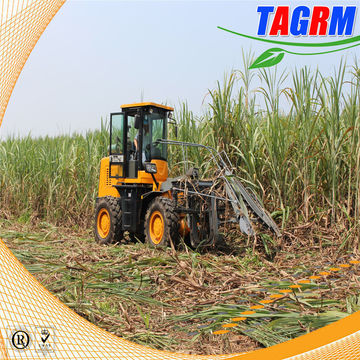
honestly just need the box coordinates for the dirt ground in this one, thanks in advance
[0,218,359,355]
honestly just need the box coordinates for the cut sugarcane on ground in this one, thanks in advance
[1,218,359,355]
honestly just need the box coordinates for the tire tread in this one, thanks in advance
[94,196,123,244]
[144,197,179,247]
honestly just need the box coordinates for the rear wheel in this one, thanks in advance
[94,197,123,244]
[144,197,179,247]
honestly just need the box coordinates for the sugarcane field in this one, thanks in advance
[2,59,360,355]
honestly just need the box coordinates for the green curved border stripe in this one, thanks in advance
[218,26,360,69]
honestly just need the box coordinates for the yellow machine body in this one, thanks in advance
[98,157,169,198]
[94,102,188,247]
[121,102,173,111]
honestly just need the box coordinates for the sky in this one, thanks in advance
[1,0,360,138]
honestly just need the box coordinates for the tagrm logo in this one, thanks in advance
[218,5,360,68]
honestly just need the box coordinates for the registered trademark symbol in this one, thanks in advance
[11,330,30,350]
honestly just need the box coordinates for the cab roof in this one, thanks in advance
[121,102,174,112]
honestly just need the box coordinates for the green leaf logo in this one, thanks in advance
[218,26,360,69]
[249,48,285,69]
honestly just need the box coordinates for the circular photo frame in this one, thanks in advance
[0,1,360,359]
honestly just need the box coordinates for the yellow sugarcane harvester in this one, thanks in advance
[94,102,280,248]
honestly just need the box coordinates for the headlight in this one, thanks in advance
[144,162,157,174]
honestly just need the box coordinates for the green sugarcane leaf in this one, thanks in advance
[249,48,285,69]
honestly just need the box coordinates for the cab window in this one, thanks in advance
[110,113,124,155]
[144,111,167,161]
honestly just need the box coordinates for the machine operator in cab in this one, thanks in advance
[134,117,151,164]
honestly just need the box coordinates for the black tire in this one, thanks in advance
[144,197,179,247]
[94,197,123,245]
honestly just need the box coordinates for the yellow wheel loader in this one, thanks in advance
[94,103,280,248]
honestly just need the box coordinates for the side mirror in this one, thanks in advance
[134,114,140,129]
[175,125,178,138]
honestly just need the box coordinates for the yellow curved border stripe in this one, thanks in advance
[0,0,66,128]
[0,1,360,359]
[0,328,8,360]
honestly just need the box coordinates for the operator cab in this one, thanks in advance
[109,103,173,180]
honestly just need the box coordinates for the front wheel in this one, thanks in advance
[144,197,179,247]
[94,197,123,244]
